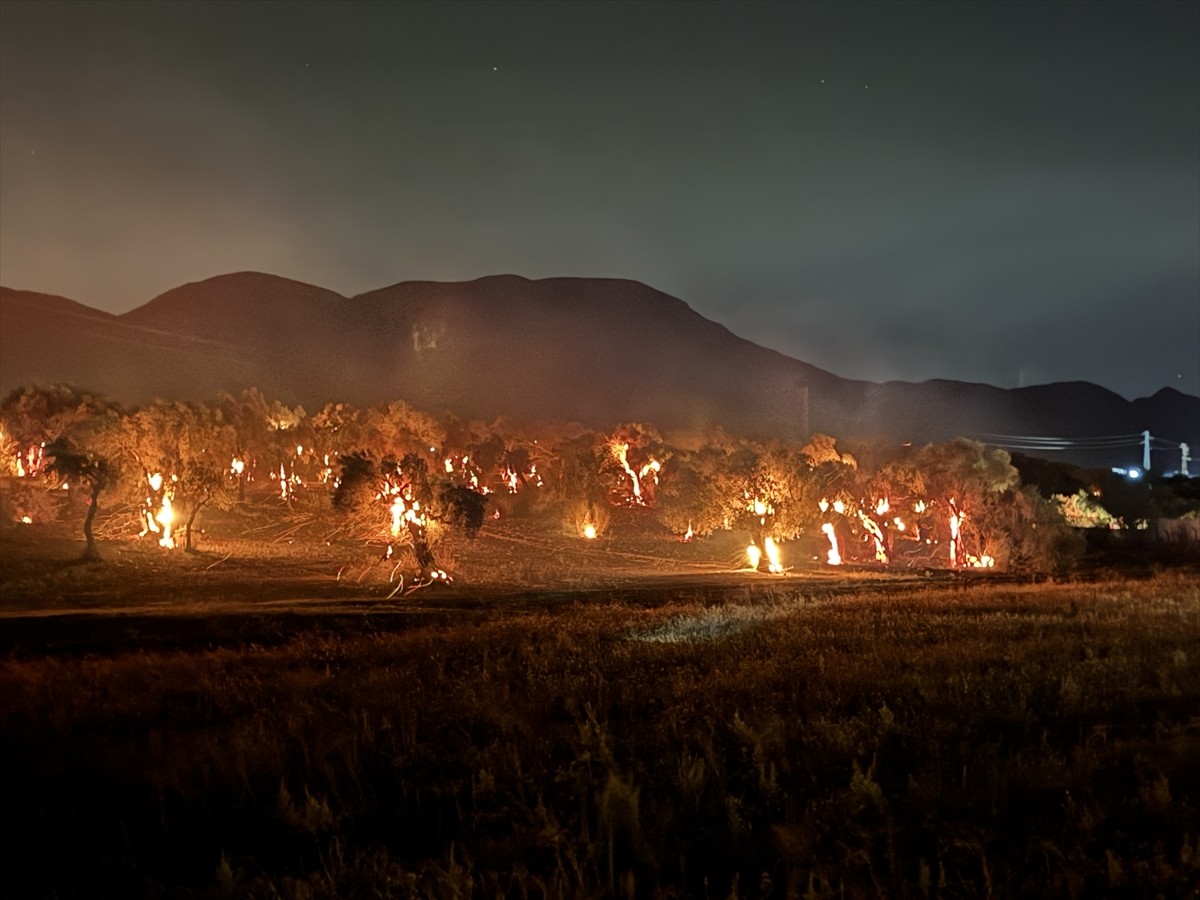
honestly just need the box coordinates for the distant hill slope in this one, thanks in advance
[2,273,1197,469]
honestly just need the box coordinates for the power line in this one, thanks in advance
[977,435,1145,451]
[976,432,1144,442]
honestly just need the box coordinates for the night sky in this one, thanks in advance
[1,1,1197,400]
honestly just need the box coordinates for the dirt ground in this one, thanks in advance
[0,504,987,657]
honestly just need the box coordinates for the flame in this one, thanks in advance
[20,515,32,525]
[230,457,245,476]
[139,472,177,549]
[582,522,597,540]
[156,495,176,549]
[611,441,643,502]
[821,522,842,565]
[502,466,520,493]
[746,543,762,570]
[389,496,406,537]
[682,521,693,542]
[819,498,829,513]
[833,499,846,515]
[875,497,890,515]
[763,536,783,573]
[382,472,426,543]
[913,500,927,514]
[948,499,963,567]
[857,511,889,564]
[444,458,455,474]
[14,442,46,478]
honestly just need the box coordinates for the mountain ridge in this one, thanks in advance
[2,272,1196,470]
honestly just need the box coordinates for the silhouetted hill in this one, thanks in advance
[2,273,1196,470]
[123,272,347,350]
[0,286,262,401]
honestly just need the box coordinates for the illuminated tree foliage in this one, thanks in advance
[0,382,1111,574]
[333,451,487,578]
[656,442,748,537]
[113,401,239,551]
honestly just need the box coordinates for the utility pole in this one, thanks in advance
[1143,430,1151,472]
[1183,443,1192,477]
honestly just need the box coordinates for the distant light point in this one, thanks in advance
[493,66,498,71]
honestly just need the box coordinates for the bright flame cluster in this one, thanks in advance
[817,495,995,569]
[609,440,660,505]
[745,537,784,573]
[139,472,177,549]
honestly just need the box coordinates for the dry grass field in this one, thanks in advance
[1,513,1198,898]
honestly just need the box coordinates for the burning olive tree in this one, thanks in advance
[334,451,486,581]
[910,439,1080,571]
[547,431,612,537]
[108,401,240,551]
[1,385,122,544]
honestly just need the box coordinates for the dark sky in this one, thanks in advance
[2,1,1197,399]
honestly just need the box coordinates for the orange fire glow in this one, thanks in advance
[763,536,783,573]
[948,498,962,567]
[745,543,762,570]
[821,522,842,565]
[611,441,643,503]
[857,510,888,564]
[140,472,176,549]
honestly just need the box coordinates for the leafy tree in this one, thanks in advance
[216,388,307,501]
[0,384,113,476]
[656,441,752,538]
[45,438,112,560]
[362,401,445,461]
[745,442,819,541]
[305,401,363,490]
[334,451,483,578]
[1002,486,1086,573]
[111,401,238,550]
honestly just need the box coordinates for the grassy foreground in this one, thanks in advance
[2,574,1198,898]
